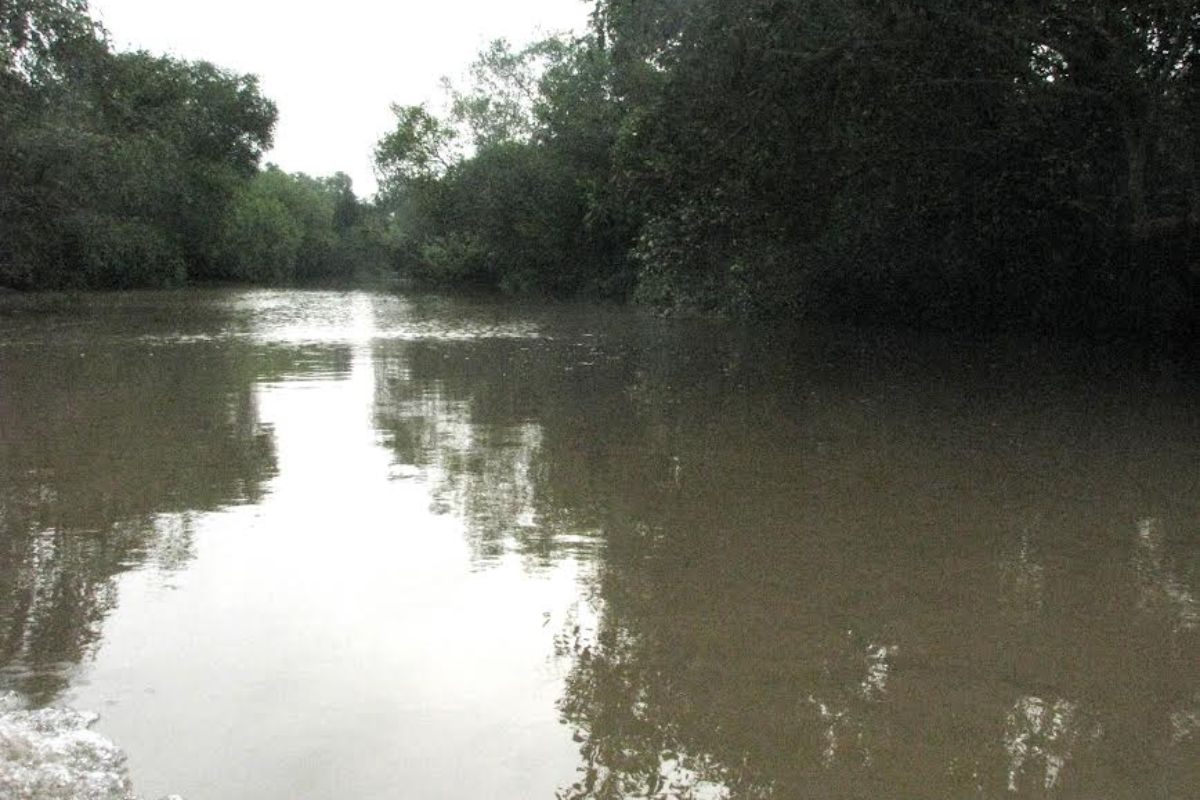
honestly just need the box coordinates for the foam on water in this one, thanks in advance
[0,692,179,800]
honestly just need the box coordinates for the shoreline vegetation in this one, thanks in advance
[3,1,1197,336]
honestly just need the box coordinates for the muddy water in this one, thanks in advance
[0,290,1196,799]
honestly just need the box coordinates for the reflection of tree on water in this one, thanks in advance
[554,594,776,800]
[550,539,915,799]
[372,338,608,568]
[998,517,1046,619]
[1004,695,1099,794]
[0,341,277,703]
[370,311,1200,798]
[1133,517,1198,632]
[1172,691,1199,744]
[807,634,899,770]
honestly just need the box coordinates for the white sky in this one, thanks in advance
[91,0,592,198]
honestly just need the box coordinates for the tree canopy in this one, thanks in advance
[4,0,1198,332]
[1,0,387,289]
[374,0,1200,332]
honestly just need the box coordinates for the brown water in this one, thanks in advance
[0,289,1196,799]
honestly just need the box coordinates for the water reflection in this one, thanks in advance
[1173,692,1199,744]
[0,291,1197,798]
[1134,517,1198,632]
[369,312,1200,798]
[998,518,1047,620]
[372,338,603,569]
[0,303,278,702]
[1003,695,1099,793]
[807,635,899,770]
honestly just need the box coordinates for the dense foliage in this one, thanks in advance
[211,167,391,285]
[5,1,1197,330]
[375,1,1200,331]
[0,0,385,289]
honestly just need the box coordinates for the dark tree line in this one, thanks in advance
[375,1,1200,331]
[1,0,389,289]
[5,1,1197,330]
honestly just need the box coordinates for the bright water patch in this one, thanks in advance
[3,289,1199,799]
[0,692,178,800]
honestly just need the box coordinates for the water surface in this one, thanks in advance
[0,290,1196,799]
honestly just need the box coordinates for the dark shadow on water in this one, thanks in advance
[370,306,1200,798]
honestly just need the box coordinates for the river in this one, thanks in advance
[0,289,1196,799]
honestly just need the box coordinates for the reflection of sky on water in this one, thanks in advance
[1,290,1199,799]
[60,293,585,799]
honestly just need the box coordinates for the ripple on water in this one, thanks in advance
[0,692,180,800]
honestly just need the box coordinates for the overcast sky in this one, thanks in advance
[91,0,591,197]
